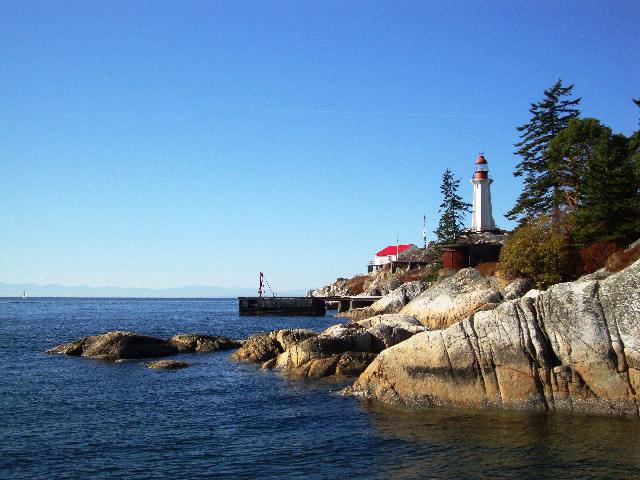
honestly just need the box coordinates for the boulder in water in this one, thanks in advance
[169,334,241,353]
[232,329,318,364]
[46,331,179,360]
[47,330,242,361]
[271,314,427,378]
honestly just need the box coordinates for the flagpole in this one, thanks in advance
[423,215,427,249]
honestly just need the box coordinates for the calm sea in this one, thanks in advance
[1,298,639,479]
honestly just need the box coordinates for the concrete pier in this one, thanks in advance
[317,296,382,313]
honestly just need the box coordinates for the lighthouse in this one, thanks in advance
[470,154,496,232]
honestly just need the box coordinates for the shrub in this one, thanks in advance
[396,267,428,283]
[577,241,621,275]
[420,264,441,283]
[605,242,640,272]
[476,261,497,277]
[498,217,574,289]
[344,275,368,295]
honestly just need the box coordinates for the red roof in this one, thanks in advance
[476,154,488,164]
[375,244,414,257]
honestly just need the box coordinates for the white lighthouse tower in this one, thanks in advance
[470,154,496,232]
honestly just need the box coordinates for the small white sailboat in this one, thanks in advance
[21,289,27,300]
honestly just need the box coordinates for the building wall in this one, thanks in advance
[471,178,496,232]
[374,255,395,266]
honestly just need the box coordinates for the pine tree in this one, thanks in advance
[632,99,640,180]
[507,79,581,223]
[434,169,471,243]
[630,130,640,183]
[573,131,640,245]
[545,118,605,213]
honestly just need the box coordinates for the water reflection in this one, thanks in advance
[359,400,640,478]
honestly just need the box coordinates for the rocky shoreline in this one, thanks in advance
[347,259,640,415]
[234,256,640,416]
[47,252,640,416]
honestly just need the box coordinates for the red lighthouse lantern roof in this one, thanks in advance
[476,154,488,164]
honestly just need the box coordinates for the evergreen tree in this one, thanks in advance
[434,169,471,243]
[545,118,606,213]
[573,129,640,245]
[631,99,640,181]
[630,129,640,183]
[507,79,581,223]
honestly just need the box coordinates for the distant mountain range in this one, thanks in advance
[0,282,307,298]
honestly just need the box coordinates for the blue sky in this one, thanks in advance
[1,1,638,291]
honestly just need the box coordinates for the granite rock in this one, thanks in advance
[400,268,503,329]
[146,359,190,370]
[46,331,179,360]
[169,334,242,353]
[347,259,640,416]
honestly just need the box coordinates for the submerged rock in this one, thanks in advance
[400,268,503,329]
[347,259,640,416]
[169,334,241,353]
[46,331,179,360]
[146,359,190,370]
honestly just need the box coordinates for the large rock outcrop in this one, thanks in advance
[322,314,427,351]
[501,277,533,300]
[232,329,318,364]
[307,278,350,297]
[347,259,640,415]
[169,334,241,353]
[400,268,503,329]
[273,314,427,377]
[47,331,241,360]
[233,314,428,378]
[338,281,427,321]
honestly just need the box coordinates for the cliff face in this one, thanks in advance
[348,259,640,415]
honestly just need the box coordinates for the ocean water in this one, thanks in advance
[1,298,640,479]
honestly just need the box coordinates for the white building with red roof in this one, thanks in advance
[368,244,417,272]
